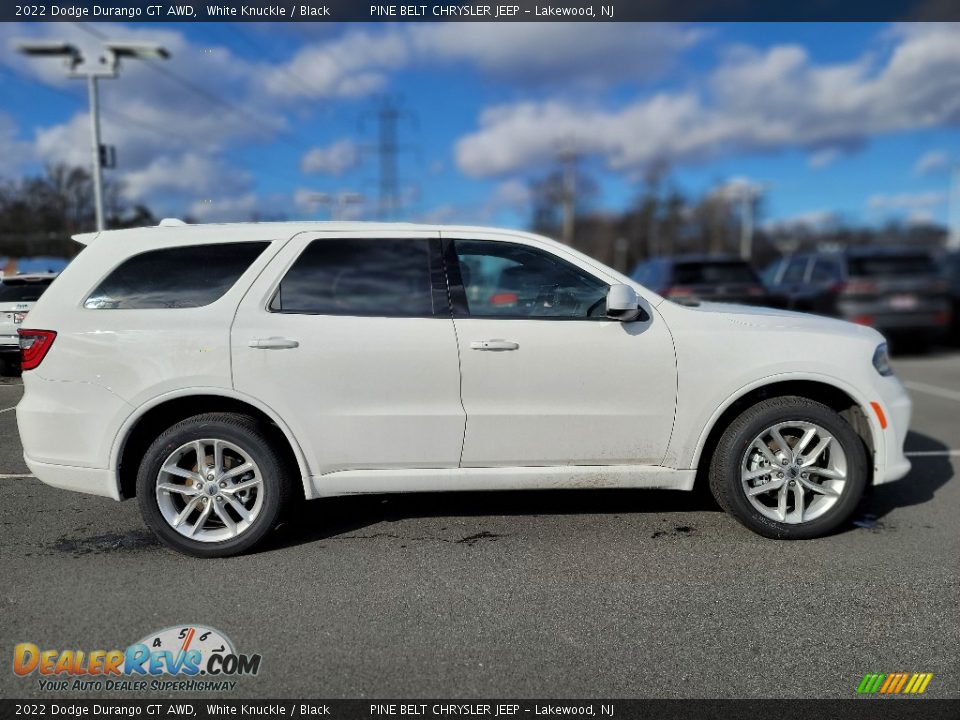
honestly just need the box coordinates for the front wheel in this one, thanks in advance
[136,413,292,557]
[709,396,868,539]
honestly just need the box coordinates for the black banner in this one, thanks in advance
[1,700,959,720]
[4,0,960,23]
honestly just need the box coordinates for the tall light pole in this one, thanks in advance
[17,40,170,232]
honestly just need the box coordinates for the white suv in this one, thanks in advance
[16,222,912,556]
[0,272,58,375]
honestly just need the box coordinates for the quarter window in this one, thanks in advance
[85,242,269,309]
[452,240,608,319]
[270,238,436,316]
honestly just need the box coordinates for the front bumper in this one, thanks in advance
[872,374,913,485]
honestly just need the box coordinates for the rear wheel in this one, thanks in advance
[709,396,867,539]
[136,413,292,557]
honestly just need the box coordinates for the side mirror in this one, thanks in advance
[606,283,642,322]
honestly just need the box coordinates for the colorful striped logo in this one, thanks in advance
[857,672,933,695]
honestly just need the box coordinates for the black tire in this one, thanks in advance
[708,396,867,539]
[136,412,292,558]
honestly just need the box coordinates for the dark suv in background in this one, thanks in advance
[943,251,960,344]
[764,248,950,344]
[631,255,771,306]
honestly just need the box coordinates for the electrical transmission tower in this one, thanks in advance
[362,97,417,220]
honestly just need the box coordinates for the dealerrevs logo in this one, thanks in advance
[13,625,261,692]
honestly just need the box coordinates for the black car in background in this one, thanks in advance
[943,251,960,344]
[630,255,771,306]
[764,248,951,344]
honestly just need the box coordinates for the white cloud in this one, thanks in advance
[258,23,699,102]
[188,194,260,222]
[455,23,960,177]
[301,138,359,175]
[808,148,840,169]
[122,153,253,201]
[867,190,947,211]
[913,149,950,176]
[257,29,408,100]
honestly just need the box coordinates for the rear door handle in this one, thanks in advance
[470,339,519,351]
[249,337,299,350]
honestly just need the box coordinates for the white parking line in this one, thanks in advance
[905,450,960,457]
[0,474,34,479]
[0,407,16,414]
[903,380,960,403]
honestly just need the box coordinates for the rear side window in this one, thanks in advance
[0,278,54,303]
[270,238,435,316]
[85,242,269,309]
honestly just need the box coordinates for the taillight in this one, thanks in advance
[851,314,875,326]
[666,286,695,298]
[18,329,56,371]
[747,286,764,296]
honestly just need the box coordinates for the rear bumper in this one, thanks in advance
[23,455,121,500]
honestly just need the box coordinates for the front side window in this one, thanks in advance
[452,240,608,319]
[270,238,435,316]
[85,242,269,309]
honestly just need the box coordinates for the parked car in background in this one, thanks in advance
[944,251,960,344]
[0,273,58,374]
[630,255,771,306]
[764,248,951,345]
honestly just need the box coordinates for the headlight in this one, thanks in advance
[873,342,893,376]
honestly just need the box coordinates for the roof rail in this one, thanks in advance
[158,218,188,227]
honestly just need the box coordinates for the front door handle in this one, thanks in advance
[249,337,299,350]
[470,339,519,351]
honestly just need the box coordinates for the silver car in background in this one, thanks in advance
[0,273,58,375]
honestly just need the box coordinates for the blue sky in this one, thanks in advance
[1,21,959,230]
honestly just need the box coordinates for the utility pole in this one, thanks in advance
[739,193,755,261]
[17,40,170,232]
[558,145,580,246]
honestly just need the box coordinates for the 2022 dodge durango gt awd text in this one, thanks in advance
[16,222,912,557]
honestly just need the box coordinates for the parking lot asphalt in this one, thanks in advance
[0,354,957,701]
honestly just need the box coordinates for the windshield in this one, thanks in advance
[0,278,54,303]
[847,255,937,277]
[673,262,758,285]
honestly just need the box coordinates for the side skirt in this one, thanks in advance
[311,465,696,498]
